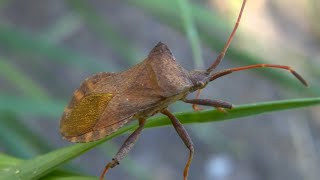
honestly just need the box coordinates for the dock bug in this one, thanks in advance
[60,0,308,179]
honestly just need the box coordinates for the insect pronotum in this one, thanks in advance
[60,0,308,179]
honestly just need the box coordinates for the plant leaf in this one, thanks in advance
[0,153,96,180]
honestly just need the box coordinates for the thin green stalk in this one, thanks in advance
[0,83,99,118]
[0,112,53,158]
[0,58,54,157]
[0,58,48,100]
[66,0,141,66]
[177,0,203,69]
[0,25,111,72]
[41,13,83,44]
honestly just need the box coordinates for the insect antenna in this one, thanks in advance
[206,0,247,73]
[209,64,308,87]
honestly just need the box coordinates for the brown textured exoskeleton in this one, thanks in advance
[60,0,308,179]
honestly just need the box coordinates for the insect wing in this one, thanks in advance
[60,93,113,138]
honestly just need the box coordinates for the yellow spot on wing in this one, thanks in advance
[61,93,114,137]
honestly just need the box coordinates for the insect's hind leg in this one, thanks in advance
[183,98,233,113]
[161,109,194,180]
[100,118,146,180]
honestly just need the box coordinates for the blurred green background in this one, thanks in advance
[0,0,320,179]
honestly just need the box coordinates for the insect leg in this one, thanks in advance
[184,98,233,113]
[100,118,146,180]
[161,109,194,180]
[192,89,203,111]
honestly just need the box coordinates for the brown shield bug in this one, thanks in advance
[60,0,308,179]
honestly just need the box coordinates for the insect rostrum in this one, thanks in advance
[59,0,307,179]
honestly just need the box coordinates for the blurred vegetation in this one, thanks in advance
[0,0,319,179]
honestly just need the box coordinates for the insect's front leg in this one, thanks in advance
[100,118,146,180]
[191,90,203,111]
[161,109,194,180]
[183,98,233,113]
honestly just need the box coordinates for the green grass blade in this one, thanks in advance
[39,169,97,180]
[0,58,49,100]
[0,25,108,72]
[1,97,319,180]
[66,0,141,66]
[0,58,53,157]
[0,94,64,118]
[41,175,97,180]
[0,112,53,158]
[0,154,96,180]
[146,98,320,128]
[0,154,22,169]
[177,0,203,69]
[41,13,83,44]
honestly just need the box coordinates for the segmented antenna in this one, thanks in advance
[207,0,247,73]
